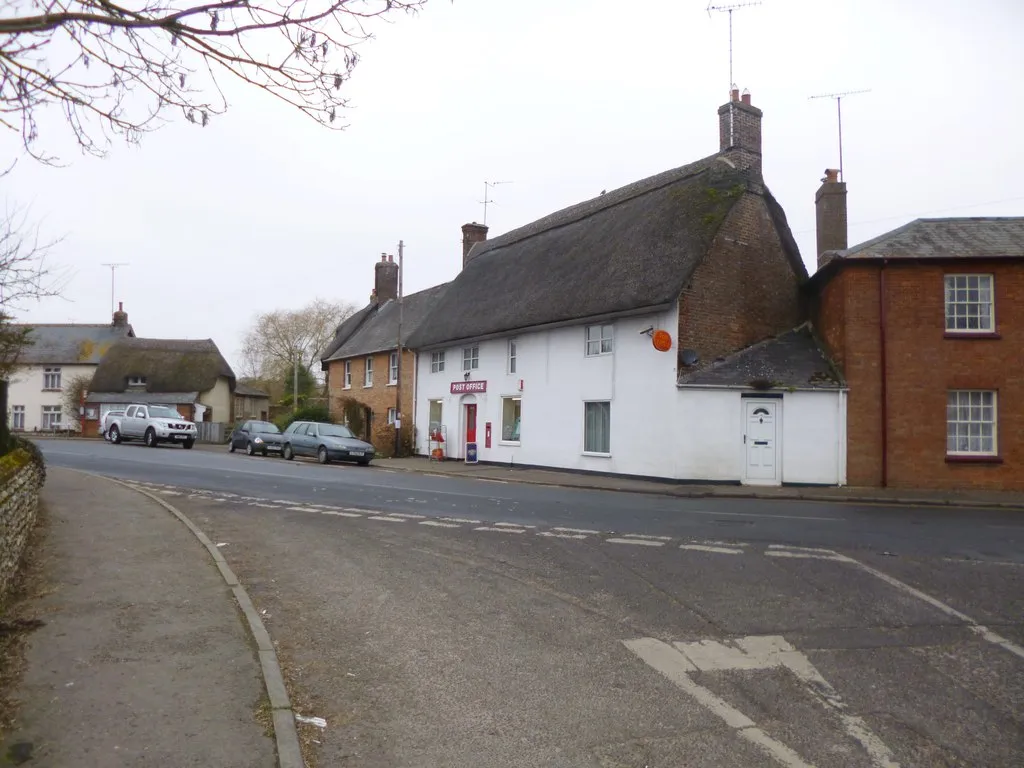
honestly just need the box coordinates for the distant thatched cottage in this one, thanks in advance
[84,338,236,436]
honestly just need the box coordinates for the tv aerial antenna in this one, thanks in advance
[706,1,762,90]
[809,89,871,182]
[480,181,513,226]
[706,1,762,144]
[100,262,129,316]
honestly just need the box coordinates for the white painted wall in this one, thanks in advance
[199,377,233,423]
[6,363,98,431]
[413,309,847,485]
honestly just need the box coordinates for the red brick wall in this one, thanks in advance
[814,260,1024,490]
[326,349,415,456]
[678,191,804,366]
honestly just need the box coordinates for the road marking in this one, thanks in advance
[420,520,461,528]
[474,526,526,534]
[765,550,853,562]
[382,512,427,520]
[607,537,664,547]
[441,517,482,524]
[321,510,363,518]
[159,490,182,496]
[628,635,899,768]
[687,509,841,522]
[250,503,280,509]
[614,533,672,541]
[848,559,1024,661]
[368,516,406,523]
[492,521,536,529]
[287,506,318,512]
[553,526,601,535]
[538,531,588,540]
[768,544,838,553]
[681,544,745,554]
[623,638,812,767]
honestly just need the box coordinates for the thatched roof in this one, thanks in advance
[89,338,235,394]
[407,152,802,349]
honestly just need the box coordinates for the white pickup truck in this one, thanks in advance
[107,404,198,449]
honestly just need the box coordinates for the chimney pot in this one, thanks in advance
[373,254,399,303]
[741,89,751,105]
[730,86,740,102]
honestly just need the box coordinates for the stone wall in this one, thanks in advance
[0,446,45,603]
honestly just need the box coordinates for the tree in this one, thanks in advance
[61,372,93,424]
[0,0,431,160]
[240,297,355,383]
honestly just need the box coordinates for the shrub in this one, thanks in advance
[274,404,332,432]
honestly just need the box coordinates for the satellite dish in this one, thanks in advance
[681,349,699,366]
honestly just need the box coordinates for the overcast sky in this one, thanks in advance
[6,0,1023,375]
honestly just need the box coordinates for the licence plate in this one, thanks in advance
[173,435,187,440]
[348,450,364,456]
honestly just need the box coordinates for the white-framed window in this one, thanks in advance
[508,339,517,374]
[43,367,62,390]
[501,396,521,443]
[431,351,445,373]
[41,405,62,429]
[10,405,25,431]
[947,390,997,456]
[585,324,614,357]
[343,360,352,389]
[128,375,147,386]
[388,351,398,385]
[364,357,373,387]
[583,401,611,454]
[428,399,443,431]
[944,274,994,333]
[463,346,479,371]
[387,407,397,425]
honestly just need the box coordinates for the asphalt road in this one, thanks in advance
[36,438,1024,561]
[32,439,1024,767]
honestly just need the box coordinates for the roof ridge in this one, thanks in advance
[474,153,722,256]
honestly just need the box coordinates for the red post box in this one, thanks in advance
[485,422,492,448]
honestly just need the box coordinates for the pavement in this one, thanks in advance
[0,468,280,767]
[370,455,1024,509]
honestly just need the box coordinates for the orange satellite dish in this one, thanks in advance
[652,329,672,352]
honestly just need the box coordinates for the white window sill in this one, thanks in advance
[584,352,613,359]
[582,451,612,458]
[387,382,397,387]
[342,386,351,390]
[499,440,521,446]
[363,384,373,388]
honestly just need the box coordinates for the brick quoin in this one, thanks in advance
[813,260,1024,491]
[678,192,804,365]
[326,349,415,455]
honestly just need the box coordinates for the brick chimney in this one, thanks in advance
[717,87,762,167]
[461,222,488,269]
[373,253,399,303]
[112,301,128,327]
[815,168,848,270]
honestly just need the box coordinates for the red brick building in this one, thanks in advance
[810,172,1024,490]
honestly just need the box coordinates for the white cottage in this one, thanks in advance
[407,92,847,486]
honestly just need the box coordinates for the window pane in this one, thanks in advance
[584,402,610,453]
[502,397,521,441]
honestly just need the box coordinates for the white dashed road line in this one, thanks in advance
[607,537,665,547]
[552,526,601,535]
[538,532,588,540]
[420,520,462,528]
[681,544,745,554]
[474,526,527,534]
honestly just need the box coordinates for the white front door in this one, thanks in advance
[743,399,780,485]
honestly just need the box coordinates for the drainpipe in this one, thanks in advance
[878,259,889,487]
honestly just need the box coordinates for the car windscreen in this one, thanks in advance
[318,424,355,439]
[251,422,280,434]
[149,406,181,419]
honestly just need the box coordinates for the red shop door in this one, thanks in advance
[465,403,477,450]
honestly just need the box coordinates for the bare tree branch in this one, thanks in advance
[242,298,355,383]
[1,0,433,159]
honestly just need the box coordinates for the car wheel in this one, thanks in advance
[246,441,255,456]
[183,439,195,450]
[228,440,236,453]
[109,426,122,444]
[145,428,157,447]
[317,446,329,465]
[283,444,294,461]
[358,458,371,466]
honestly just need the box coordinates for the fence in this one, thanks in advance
[196,421,227,444]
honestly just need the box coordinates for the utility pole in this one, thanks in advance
[394,240,404,457]
[809,89,871,182]
[100,262,128,316]
[293,350,299,414]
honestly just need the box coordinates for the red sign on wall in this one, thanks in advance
[450,380,487,394]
